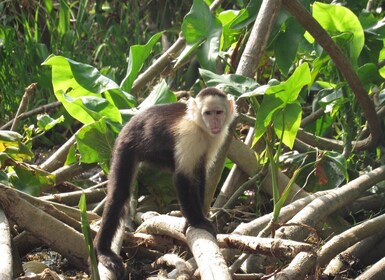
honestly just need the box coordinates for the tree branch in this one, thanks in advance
[282,0,383,150]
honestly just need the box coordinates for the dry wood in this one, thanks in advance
[11,83,37,131]
[356,256,385,280]
[276,165,385,241]
[318,213,385,267]
[186,227,231,280]
[218,234,314,259]
[151,253,194,279]
[136,215,186,242]
[0,208,13,279]
[269,251,317,280]
[0,186,88,270]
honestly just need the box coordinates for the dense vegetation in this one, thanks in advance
[1,0,385,279]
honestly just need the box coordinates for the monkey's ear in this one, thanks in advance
[186,98,198,120]
[227,95,238,116]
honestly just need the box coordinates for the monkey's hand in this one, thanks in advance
[185,218,217,237]
[95,248,126,280]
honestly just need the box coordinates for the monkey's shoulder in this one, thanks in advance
[139,103,187,118]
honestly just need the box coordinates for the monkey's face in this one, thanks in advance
[199,96,229,136]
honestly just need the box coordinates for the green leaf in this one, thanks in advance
[12,165,55,195]
[307,2,364,63]
[55,90,122,124]
[324,151,349,181]
[42,55,136,109]
[75,119,117,167]
[138,80,176,109]
[254,95,284,142]
[0,131,33,163]
[229,2,262,30]
[254,63,310,145]
[379,40,385,78]
[217,10,241,51]
[199,68,260,97]
[36,114,65,132]
[358,63,382,88]
[78,194,100,280]
[182,0,222,71]
[266,62,311,103]
[120,32,163,92]
[274,18,305,75]
[58,0,70,37]
[273,102,302,149]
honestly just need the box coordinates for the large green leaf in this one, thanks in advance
[75,118,117,169]
[55,90,122,124]
[265,62,311,103]
[181,0,222,71]
[42,55,136,109]
[306,2,364,63]
[254,63,310,147]
[199,68,260,97]
[120,32,163,92]
[273,102,302,148]
[11,165,55,195]
[274,18,305,75]
[138,80,176,110]
[217,10,241,51]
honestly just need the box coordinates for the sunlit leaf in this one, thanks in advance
[181,0,222,71]
[0,131,33,163]
[378,40,385,78]
[37,114,65,132]
[273,102,302,149]
[55,90,122,124]
[305,2,364,63]
[120,32,163,92]
[254,63,310,145]
[217,10,241,51]
[138,80,176,110]
[42,55,136,109]
[75,119,118,168]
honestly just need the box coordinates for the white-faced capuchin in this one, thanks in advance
[94,87,238,278]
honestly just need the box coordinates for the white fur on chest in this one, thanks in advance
[174,118,228,176]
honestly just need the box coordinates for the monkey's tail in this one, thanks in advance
[94,145,138,278]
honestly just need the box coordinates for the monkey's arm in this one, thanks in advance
[173,170,216,236]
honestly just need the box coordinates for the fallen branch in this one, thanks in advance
[186,227,231,280]
[0,186,89,270]
[277,165,385,241]
[0,208,13,279]
[218,234,314,258]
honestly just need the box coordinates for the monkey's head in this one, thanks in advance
[187,88,238,136]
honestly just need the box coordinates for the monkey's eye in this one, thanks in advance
[215,110,224,115]
[204,111,213,116]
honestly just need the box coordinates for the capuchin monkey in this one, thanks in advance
[94,87,237,278]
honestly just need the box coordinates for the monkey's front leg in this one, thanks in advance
[173,172,216,236]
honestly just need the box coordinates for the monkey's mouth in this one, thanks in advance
[211,128,221,134]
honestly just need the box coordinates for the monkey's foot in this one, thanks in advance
[185,218,217,237]
[97,250,126,280]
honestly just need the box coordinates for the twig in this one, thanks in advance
[1,101,61,130]
[10,83,37,131]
